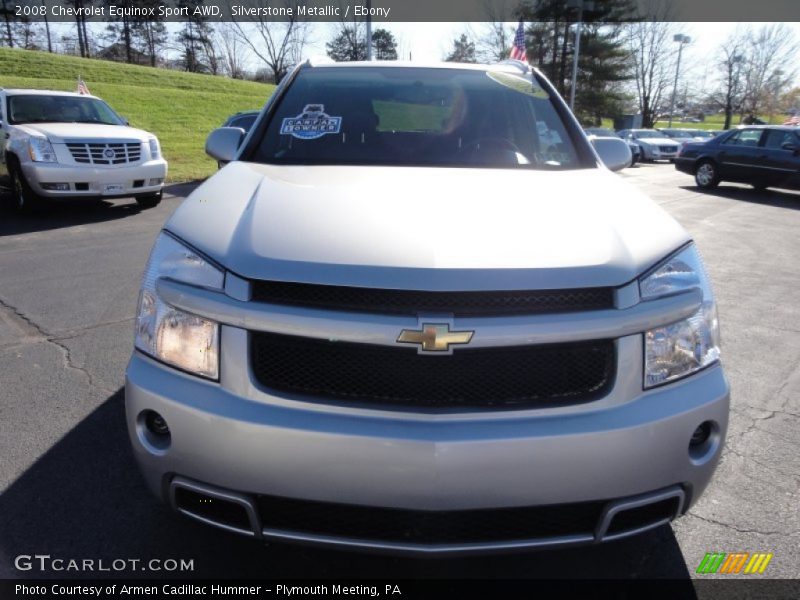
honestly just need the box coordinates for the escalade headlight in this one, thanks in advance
[28,136,58,163]
[148,138,161,160]
[640,243,720,388]
[135,232,223,379]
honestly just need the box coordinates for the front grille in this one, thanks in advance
[66,141,142,165]
[250,280,615,317]
[659,145,676,153]
[250,333,615,409]
[255,494,605,544]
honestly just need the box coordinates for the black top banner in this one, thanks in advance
[7,0,800,23]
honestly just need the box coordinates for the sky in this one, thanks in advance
[298,21,800,91]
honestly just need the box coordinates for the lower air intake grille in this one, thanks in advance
[256,495,606,544]
[250,333,615,409]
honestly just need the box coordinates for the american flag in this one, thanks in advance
[77,78,90,95]
[783,114,800,126]
[510,21,526,62]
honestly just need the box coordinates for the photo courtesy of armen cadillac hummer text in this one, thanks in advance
[126,59,729,556]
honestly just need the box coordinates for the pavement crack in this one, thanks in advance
[0,295,115,395]
[686,513,799,538]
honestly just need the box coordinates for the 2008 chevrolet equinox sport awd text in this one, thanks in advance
[126,60,729,555]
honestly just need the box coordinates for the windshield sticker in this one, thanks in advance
[280,104,342,140]
[487,72,549,99]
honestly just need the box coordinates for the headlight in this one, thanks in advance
[135,232,224,379]
[28,137,57,163]
[640,243,720,388]
[148,138,160,160]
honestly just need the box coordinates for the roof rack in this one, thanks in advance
[496,59,531,74]
[306,56,335,67]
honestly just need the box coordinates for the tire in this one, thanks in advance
[135,190,163,209]
[694,160,720,189]
[8,162,45,215]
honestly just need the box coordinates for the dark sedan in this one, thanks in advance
[675,126,800,191]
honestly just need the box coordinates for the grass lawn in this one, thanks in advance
[0,48,275,182]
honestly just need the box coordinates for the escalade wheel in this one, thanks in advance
[695,160,720,189]
[9,164,44,215]
[135,190,163,209]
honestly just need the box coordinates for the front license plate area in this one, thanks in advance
[104,184,125,195]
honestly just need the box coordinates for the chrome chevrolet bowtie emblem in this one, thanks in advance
[397,324,474,352]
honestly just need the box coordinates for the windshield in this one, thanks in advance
[8,95,124,126]
[663,130,693,138]
[692,130,715,138]
[253,67,582,169]
[585,128,618,137]
[633,130,668,139]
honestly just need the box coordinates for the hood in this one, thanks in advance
[637,137,680,146]
[16,123,154,143]
[166,163,689,291]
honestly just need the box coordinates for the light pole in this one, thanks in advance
[567,0,593,111]
[667,34,691,128]
[366,0,373,60]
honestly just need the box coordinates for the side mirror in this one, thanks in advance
[781,142,798,153]
[590,136,632,172]
[205,127,245,162]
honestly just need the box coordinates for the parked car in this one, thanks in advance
[659,128,709,143]
[222,110,260,133]
[675,125,800,191]
[127,59,728,555]
[1,88,167,213]
[617,129,681,162]
[585,127,640,165]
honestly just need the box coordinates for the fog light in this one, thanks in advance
[149,178,164,186]
[145,410,170,436]
[690,422,712,447]
[41,183,70,191]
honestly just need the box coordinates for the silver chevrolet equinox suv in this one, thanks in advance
[126,60,728,556]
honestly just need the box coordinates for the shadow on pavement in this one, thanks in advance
[679,184,800,211]
[0,182,200,237]
[0,388,694,586]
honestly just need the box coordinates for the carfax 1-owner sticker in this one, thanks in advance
[280,104,342,139]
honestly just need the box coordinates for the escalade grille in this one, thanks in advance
[66,141,142,165]
[251,333,615,409]
[659,145,676,153]
[250,281,615,316]
[255,494,606,544]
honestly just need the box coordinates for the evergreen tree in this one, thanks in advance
[372,28,397,60]
[326,24,367,62]
[445,34,476,63]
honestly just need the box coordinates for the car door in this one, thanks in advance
[757,129,800,189]
[716,128,765,182]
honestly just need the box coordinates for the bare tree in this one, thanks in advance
[216,22,249,79]
[624,1,675,127]
[739,24,799,122]
[233,2,311,83]
[472,0,513,63]
[706,29,747,129]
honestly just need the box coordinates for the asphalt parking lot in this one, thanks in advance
[0,163,798,581]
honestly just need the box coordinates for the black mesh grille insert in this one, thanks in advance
[256,495,605,544]
[250,281,615,317]
[250,333,615,409]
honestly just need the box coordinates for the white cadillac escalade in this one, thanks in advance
[1,88,167,213]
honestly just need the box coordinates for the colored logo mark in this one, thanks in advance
[697,552,773,574]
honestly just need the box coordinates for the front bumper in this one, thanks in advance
[21,159,167,199]
[125,328,729,554]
